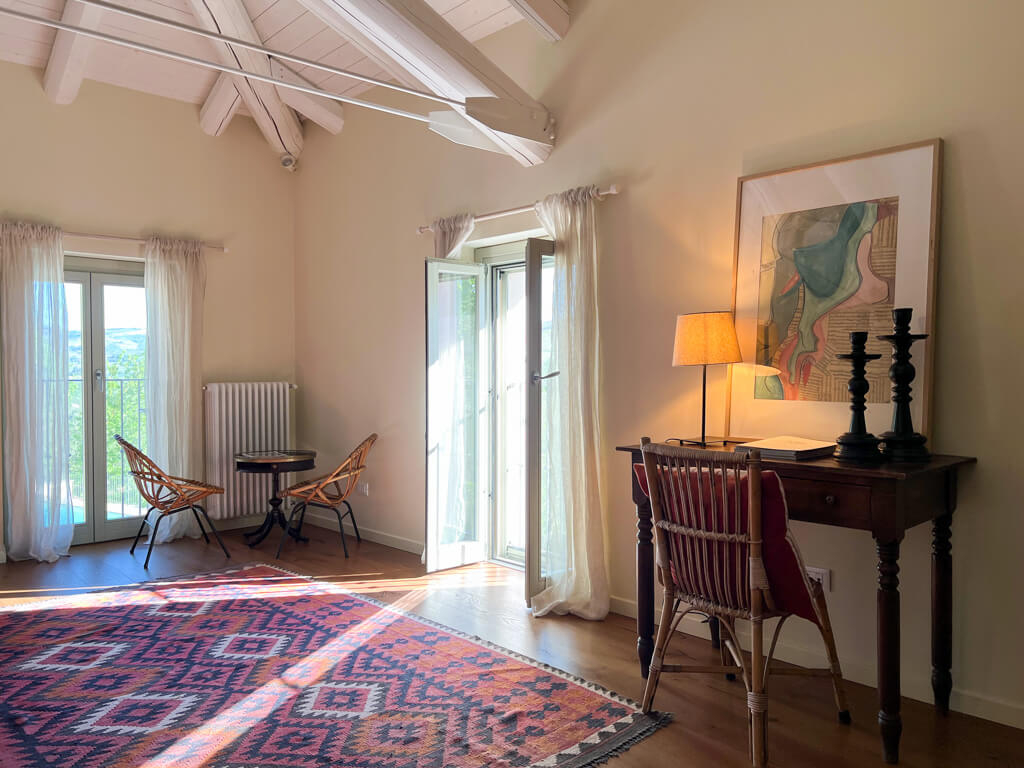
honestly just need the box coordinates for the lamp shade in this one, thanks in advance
[672,311,742,367]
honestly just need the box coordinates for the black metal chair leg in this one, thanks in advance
[191,506,211,543]
[332,506,350,558]
[276,503,303,559]
[342,500,361,542]
[143,514,163,569]
[196,505,230,559]
[130,508,154,554]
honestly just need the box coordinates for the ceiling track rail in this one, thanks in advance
[0,4,436,123]
[70,0,464,108]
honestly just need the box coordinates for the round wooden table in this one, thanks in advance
[235,450,316,547]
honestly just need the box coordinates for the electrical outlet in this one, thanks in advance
[805,566,831,592]
[358,481,369,496]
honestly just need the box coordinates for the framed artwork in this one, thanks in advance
[725,139,942,441]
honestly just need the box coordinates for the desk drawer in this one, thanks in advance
[782,477,872,528]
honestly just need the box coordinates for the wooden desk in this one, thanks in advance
[616,440,975,765]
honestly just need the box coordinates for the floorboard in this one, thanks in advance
[1,527,1021,767]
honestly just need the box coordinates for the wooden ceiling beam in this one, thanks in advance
[199,72,242,136]
[291,0,554,166]
[271,59,345,134]
[507,0,569,42]
[184,0,304,156]
[43,0,104,104]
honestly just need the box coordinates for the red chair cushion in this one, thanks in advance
[634,463,819,626]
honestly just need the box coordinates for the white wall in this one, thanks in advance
[293,0,1024,728]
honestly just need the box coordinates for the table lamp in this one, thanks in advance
[672,311,742,446]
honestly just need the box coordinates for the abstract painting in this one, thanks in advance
[755,197,898,402]
[726,140,942,441]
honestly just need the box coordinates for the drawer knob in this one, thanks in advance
[825,495,837,506]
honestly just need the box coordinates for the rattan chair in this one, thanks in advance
[637,438,849,767]
[115,435,230,569]
[276,433,378,558]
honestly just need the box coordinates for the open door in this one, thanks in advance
[524,238,557,603]
[425,260,489,572]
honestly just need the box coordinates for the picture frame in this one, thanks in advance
[725,139,943,442]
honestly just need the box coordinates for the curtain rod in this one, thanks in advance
[65,231,228,253]
[416,184,620,234]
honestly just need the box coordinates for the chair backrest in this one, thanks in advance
[114,434,180,510]
[639,438,766,619]
[313,433,379,503]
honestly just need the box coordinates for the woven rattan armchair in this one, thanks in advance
[115,435,230,569]
[276,433,378,558]
[637,438,849,767]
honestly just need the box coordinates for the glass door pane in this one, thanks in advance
[493,265,526,565]
[525,238,558,603]
[92,275,148,542]
[425,261,488,572]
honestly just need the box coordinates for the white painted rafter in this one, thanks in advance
[508,0,568,42]
[199,72,242,136]
[43,0,104,104]
[271,59,345,134]
[291,0,554,166]
[184,0,304,156]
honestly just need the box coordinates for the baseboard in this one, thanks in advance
[213,513,268,531]
[606,594,1024,729]
[302,508,424,556]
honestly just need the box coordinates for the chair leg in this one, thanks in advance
[196,505,230,560]
[342,500,361,542]
[749,613,768,768]
[332,506,350,558]
[143,514,163,569]
[130,508,154,554]
[191,507,211,543]
[720,622,736,681]
[276,503,303,559]
[641,591,677,713]
[811,582,851,723]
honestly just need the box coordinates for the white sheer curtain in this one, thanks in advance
[144,236,206,543]
[531,186,610,620]
[432,213,476,259]
[1,221,73,562]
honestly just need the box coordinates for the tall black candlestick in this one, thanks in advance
[835,331,883,462]
[878,307,930,462]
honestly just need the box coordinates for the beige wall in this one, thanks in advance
[0,61,297,559]
[0,61,296,385]
[293,0,1024,727]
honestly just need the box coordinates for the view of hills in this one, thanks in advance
[68,329,145,378]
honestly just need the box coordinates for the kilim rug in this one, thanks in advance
[0,565,670,767]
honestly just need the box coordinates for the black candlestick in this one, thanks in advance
[835,331,883,462]
[878,307,930,462]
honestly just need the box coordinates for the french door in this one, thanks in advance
[425,260,489,572]
[65,268,149,544]
[425,239,559,604]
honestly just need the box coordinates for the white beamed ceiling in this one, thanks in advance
[0,0,524,108]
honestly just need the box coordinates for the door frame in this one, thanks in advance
[65,258,146,545]
[524,237,556,603]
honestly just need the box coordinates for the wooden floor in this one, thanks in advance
[2,526,1022,767]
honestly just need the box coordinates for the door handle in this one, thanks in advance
[530,370,560,384]
[94,368,105,393]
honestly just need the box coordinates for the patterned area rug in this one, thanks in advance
[0,565,669,767]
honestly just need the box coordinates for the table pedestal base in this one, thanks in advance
[245,498,309,547]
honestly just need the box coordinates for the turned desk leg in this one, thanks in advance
[877,537,903,765]
[636,490,655,679]
[932,511,953,714]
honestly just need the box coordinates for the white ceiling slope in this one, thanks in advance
[0,0,570,165]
